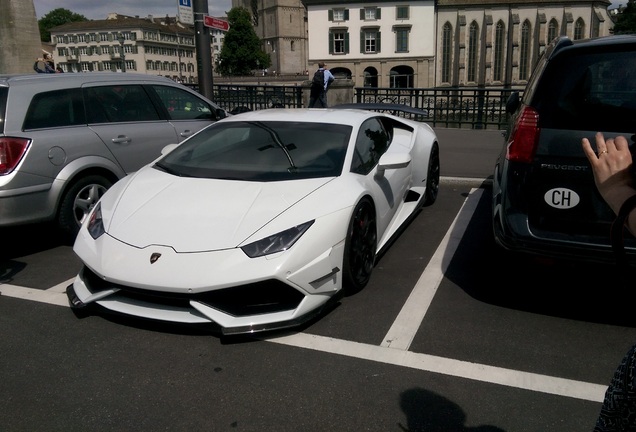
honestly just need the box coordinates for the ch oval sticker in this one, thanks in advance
[544,188,580,209]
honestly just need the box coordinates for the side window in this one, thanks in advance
[350,118,390,175]
[23,88,86,130]
[85,85,159,123]
[151,85,213,121]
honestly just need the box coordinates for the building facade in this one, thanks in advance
[233,0,309,75]
[436,0,614,88]
[304,0,436,88]
[303,0,614,88]
[46,1,616,90]
[50,14,200,82]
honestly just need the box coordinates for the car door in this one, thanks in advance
[84,84,180,174]
[351,117,411,236]
[148,84,217,142]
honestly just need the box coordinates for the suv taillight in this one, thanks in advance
[506,106,540,163]
[0,137,30,175]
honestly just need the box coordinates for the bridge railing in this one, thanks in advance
[195,83,523,129]
[353,87,522,130]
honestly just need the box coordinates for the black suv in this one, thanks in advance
[492,35,636,263]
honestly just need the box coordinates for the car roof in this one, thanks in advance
[221,108,382,125]
[0,72,178,87]
[547,34,636,60]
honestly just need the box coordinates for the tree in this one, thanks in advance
[38,8,88,42]
[217,7,270,76]
[613,0,636,34]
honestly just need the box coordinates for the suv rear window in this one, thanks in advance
[23,88,86,130]
[532,49,636,132]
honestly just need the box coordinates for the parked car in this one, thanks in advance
[492,35,636,263]
[0,73,227,239]
[67,107,440,335]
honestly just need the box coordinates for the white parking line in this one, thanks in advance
[0,186,607,404]
[0,279,73,307]
[266,332,607,403]
[381,188,482,350]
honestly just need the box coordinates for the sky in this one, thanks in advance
[33,0,233,20]
[33,0,624,21]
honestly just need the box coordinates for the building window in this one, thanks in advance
[519,20,531,81]
[361,29,380,53]
[329,9,349,22]
[364,67,378,87]
[329,30,350,54]
[494,21,505,82]
[548,19,559,44]
[467,21,478,83]
[396,6,409,20]
[100,33,109,42]
[390,66,414,88]
[442,22,452,84]
[574,18,585,40]
[291,40,295,51]
[361,7,380,21]
[395,27,410,53]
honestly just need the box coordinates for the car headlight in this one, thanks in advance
[87,202,105,240]
[241,220,314,258]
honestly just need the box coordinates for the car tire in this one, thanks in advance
[343,197,377,294]
[58,175,112,241]
[422,143,440,207]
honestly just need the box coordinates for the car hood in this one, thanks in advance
[103,167,333,252]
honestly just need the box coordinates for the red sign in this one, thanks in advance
[204,16,230,31]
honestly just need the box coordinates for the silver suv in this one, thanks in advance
[0,73,226,239]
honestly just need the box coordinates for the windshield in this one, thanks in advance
[156,120,352,181]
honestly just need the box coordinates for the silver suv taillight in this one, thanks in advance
[0,137,30,175]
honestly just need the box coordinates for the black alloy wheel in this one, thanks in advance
[423,143,440,206]
[343,197,377,294]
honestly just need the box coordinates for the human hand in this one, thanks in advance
[582,132,635,214]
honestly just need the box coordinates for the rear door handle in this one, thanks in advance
[180,130,193,137]
[112,135,131,144]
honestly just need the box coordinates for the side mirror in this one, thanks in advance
[215,108,227,120]
[161,143,179,155]
[505,91,520,115]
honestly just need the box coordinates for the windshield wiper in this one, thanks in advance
[154,162,192,177]
[252,122,298,171]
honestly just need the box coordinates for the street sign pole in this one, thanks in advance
[193,0,213,99]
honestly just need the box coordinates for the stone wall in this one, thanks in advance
[0,0,42,74]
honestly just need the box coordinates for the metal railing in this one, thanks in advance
[353,87,522,129]
[194,83,523,129]
[207,84,304,113]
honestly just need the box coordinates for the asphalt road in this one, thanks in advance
[2,128,635,432]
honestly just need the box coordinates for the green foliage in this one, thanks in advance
[38,8,88,42]
[613,0,636,34]
[217,7,270,76]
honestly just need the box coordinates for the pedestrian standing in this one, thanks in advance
[308,62,335,108]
